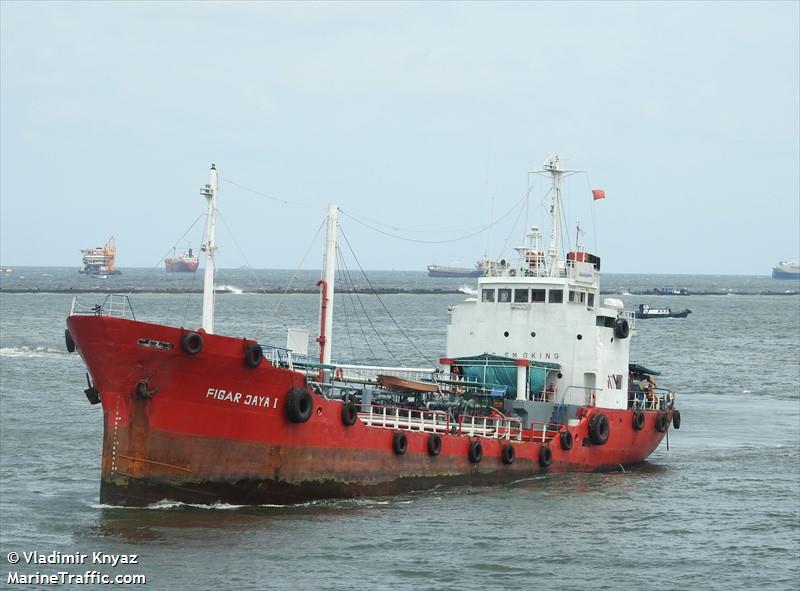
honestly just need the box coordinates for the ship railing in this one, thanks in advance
[629,387,675,411]
[358,404,450,434]
[331,364,438,386]
[525,421,561,443]
[69,294,136,320]
[457,414,523,441]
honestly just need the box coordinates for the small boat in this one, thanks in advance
[0,267,11,273]
[377,374,438,394]
[634,304,692,319]
[772,260,800,280]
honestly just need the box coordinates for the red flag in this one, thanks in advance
[592,189,606,201]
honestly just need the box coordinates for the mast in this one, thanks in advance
[201,164,218,333]
[544,156,563,276]
[317,203,337,366]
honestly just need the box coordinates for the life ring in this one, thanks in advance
[672,409,681,429]
[613,318,630,339]
[559,429,573,451]
[285,387,313,423]
[65,329,76,353]
[589,413,610,445]
[655,411,669,433]
[501,444,515,465]
[427,433,442,456]
[632,410,645,431]
[538,446,552,468]
[244,342,263,368]
[341,403,357,427]
[392,431,408,455]
[468,440,483,463]
[181,331,203,355]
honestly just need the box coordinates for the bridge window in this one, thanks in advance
[514,289,529,303]
[569,290,586,304]
[587,293,595,307]
[482,289,496,302]
[549,289,563,303]
[531,289,546,302]
[498,288,512,303]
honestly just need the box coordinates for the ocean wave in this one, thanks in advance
[0,346,66,358]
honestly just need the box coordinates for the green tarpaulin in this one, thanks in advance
[451,354,560,398]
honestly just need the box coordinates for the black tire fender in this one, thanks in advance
[559,429,573,451]
[539,445,552,468]
[672,409,681,429]
[182,331,203,355]
[589,413,610,445]
[468,440,483,463]
[656,411,669,433]
[501,444,515,465]
[244,342,263,368]
[65,329,76,353]
[614,318,630,339]
[427,433,442,456]
[392,431,408,455]
[341,403,357,427]
[285,387,313,423]
[633,410,645,431]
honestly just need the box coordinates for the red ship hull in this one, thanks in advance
[67,315,672,507]
[164,259,199,273]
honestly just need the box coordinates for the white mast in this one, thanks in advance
[317,203,337,366]
[544,156,563,277]
[201,164,218,333]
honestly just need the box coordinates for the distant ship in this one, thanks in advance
[634,304,692,319]
[427,259,487,278]
[772,260,800,280]
[79,236,121,275]
[165,247,199,273]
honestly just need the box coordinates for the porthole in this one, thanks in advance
[557,372,563,379]
[503,331,509,337]
[530,331,536,338]
[577,334,583,340]
[610,337,614,343]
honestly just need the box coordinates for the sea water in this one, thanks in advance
[1,271,798,590]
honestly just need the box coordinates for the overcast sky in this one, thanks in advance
[1,1,798,274]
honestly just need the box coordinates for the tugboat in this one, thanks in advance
[634,304,692,319]
[64,158,680,507]
[165,247,199,273]
[79,236,121,276]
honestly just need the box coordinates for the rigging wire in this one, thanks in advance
[335,240,394,362]
[263,218,325,331]
[220,176,317,208]
[335,248,371,363]
[339,192,528,245]
[338,224,437,367]
[216,209,270,293]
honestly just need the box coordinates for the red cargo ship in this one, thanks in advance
[65,159,680,507]
[164,247,199,273]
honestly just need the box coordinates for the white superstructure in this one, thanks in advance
[445,156,633,411]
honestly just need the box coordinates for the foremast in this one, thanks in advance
[201,164,218,333]
[317,203,338,366]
